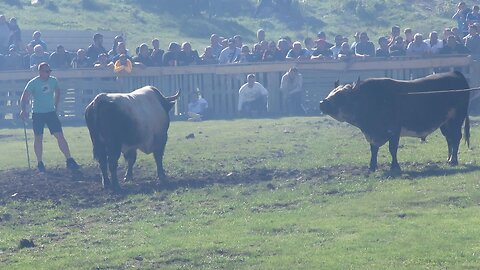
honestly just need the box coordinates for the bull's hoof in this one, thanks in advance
[389,167,402,176]
[124,175,133,182]
[447,160,459,166]
[102,178,111,189]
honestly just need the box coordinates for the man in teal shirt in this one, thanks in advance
[20,62,80,172]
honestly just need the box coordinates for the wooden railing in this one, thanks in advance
[0,55,477,123]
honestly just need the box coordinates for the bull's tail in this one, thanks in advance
[464,116,470,148]
[85,94,108,160]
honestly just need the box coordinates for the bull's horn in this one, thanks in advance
[166,89,181,102]
[334,80,340,88]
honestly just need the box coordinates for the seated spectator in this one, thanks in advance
[8,17,22,50]
[28,30,47,51]
[187,90,208,121]
[163,42,181,66]
[262,41,278,62]
[251,43,264,62]
[23,43,34,69]
[86,33,107,65]
[388,25,401,47]
[451,27,464,43]
[317,31,334,49]
[114,53,133,73]
[286,41,310,61]
[108,35,124,60]
[274,38,290,61]
[311,39,333,60]
[71,48,91,68]
[132,43,153,68]
[199,46,218,65]
[93,53,112,69]
[30,44,50,70]
[425,31,443,54]
[238,73,268,117]
[218,38,241,64]
[177,42,200,66]
[209,34,224,59]
[406,33,430,57]
[440,35,470,54]
[442,28,454,46]
[256,28,266,45]
[375,37,390,57]
[150,38,164,67]
[233,35,243,48]
[235,45,255,63]
[404,28,414,47]
[354,32,375,57]
[330,35,344,59]
[389,36,406,56]
[350,32,360,51]
[280,67,304,115]
[111,41,132,63]
[4,45,23,70]
[304,37,315,53]
[464,24,480,56]
[0,15,9,54]
[49,45,71,69]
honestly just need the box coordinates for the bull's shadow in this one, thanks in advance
[376,162,480,179]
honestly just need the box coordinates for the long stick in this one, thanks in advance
[22,120,31,169]
[406,87,480,95]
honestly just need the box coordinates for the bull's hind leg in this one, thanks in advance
[107,144,122,190]
[440,122,462,165]
[123,149,137,182]
[369,144,379,172]
[153,134,168,181]
[98,149,111,189]
[388,133,401,173]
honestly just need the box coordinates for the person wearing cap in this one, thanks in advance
[19,62,80,172]
[286,41,310,61]
[238,74,268,117]
[354,32,375,57]
[311,38,333,60]
[86,33,107,65]
[280,67,304,115]
[218,38,240,64]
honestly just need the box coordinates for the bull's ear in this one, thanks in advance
[352,76,361,88]
[334,80,340,88]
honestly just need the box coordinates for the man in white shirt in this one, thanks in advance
[238,74,268,117]
[187,90,208,121]
[280,67,304,115]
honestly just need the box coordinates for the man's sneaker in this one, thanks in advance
[66,158,80,170]
[37,161,46,173]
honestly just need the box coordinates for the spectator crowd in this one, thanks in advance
[0,2,479,73]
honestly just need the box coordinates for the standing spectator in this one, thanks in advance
[389,36,406,56]
[199,46,218,65]
[354,32,375,57]
[177,42,200,66]
[0,15,11,54]
[238,74,268,117]
[114,54,133,73]
[375,37,390,57]
[311,39,333,60]
[110,42,131,63]
[108,35,124,60]
[304,37,315,54]
[350,32,360,51]
[251,43,264,62]
[452,2,471,36]
[388,25,401,47]
[467,5,480,26]
[30,44,50,70]
[256,29,266,45]
[29,31,47,51]
[262,41,278,62]
[19,62,80,173]
[150,38,164,67]
[442,28,454,46]
[286,41,310,61]
[317,32,334,49]
[404,28,414,47]
[23,43,34,69]
[209,34,223,59]
[274,38,290,61]
[280,67,304,115]
[86,33,107,66]
[8,17,22,50]
[71,48,91,68]
[162,42,181,66]
[218,38,240,64]
[93,53,112,69]
[49,45,71,69]
[406,33,430,56]
[132,43,153,67]
[338,42,354,61]
[233,35,243,48]
[425,31,443,54]
[464,24,480,56]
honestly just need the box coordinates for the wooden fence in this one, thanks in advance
[0,55,477,124]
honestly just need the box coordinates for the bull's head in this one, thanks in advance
[319,79,361,124]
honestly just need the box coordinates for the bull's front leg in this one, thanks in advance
[123,149,137,181]
[98,153,110,189]
[388,133,401,173]
[369,144,379,172]
[107,145,122,191]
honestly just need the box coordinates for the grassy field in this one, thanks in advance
[1,117,480,269]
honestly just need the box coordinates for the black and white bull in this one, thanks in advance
[85,86,180,190]
[319,71,470,172]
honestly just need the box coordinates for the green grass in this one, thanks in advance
[1,117,480,269]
